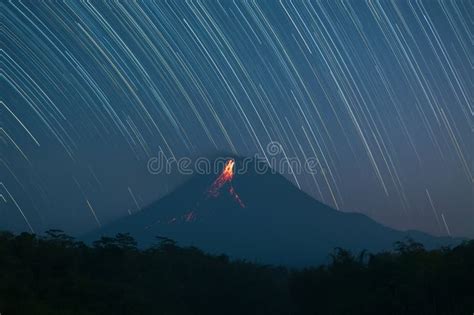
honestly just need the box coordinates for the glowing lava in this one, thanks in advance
[207,159,235,196]
[207,159,245,208]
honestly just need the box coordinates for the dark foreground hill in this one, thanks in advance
[0,231,473,315]
[88,158,458,266]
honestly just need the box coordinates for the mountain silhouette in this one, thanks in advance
[88,157,457,266]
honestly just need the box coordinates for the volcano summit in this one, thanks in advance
[89,158,457,266]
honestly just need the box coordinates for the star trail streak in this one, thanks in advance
[1,0,472,237]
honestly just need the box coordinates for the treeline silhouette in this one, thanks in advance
[0,230,472,315]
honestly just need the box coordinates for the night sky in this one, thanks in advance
[1,1,472,237]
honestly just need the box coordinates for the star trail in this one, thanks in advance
[1,0,472,237]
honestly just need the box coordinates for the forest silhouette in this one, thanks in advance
[0,230,472,315]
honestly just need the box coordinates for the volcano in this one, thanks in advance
[89,157,457,266]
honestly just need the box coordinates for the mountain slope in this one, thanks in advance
[88,158,457,266]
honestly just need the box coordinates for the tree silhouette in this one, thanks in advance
[0,231,472,315]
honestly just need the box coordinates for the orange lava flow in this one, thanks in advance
[222,159,235,181]
[207,159,245,208]
[207,159,235,197]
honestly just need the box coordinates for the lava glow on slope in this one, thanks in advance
[148,159,246,228]
[207,159,245,208]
